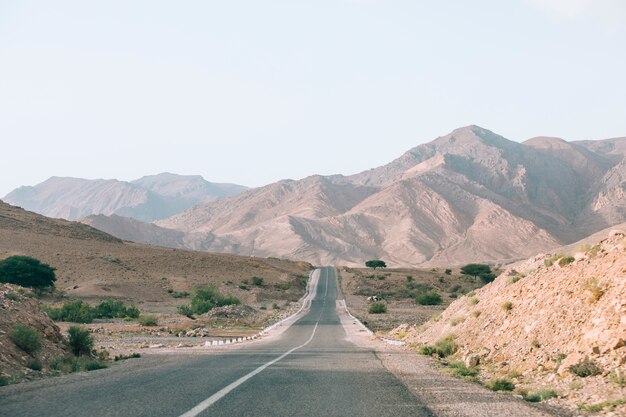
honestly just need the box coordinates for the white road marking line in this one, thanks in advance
[178,318,321,416]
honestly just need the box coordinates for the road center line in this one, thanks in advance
[178,321,320,417]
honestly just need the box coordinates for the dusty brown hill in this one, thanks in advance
[394,228,626,413]
[3,173,247,222]
[0,284,70,384]
[0,201,311,309]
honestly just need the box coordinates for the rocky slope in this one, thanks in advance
[392,228,626,414]
[149,126,625,266]
[0,284,70,384]
[2,173,247,222]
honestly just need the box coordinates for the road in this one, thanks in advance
[0,267,434,417]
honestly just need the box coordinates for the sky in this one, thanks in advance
[1,0,625,195]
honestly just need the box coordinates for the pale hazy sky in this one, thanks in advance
[1,0,625,195]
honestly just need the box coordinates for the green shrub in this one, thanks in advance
[524,389,558,402]
[419,335,457,358]
[368,302,387,314]
[181,284,241,315]
[558,256,575,267]
[447,362,479,377]
[26,358,42,371]
[0,256,56,288]
[415,291,442,305]
[479,273,497,284]
[502,301,513,311]
[171,291,190,299]
[138,315,158,326]
[95,299,140,319]
[251,276,264,286]
[177,305,194,317]
[44,300,94,323]
[44,299,140,323]
[445,269,452,275]
[487,378,515,391]
[0,375,9,386]
[10,324,42,354]
[239,285,249,290]
[569,358,602,377]
[434,335,457,357]
[68,326,93,356]
[82,359,107,371]
[272,303,280,310]
[114,353,141,361]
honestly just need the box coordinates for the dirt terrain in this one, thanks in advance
[0,201,312,312]
[338,266,491,332]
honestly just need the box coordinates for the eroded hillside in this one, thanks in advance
[392,229,626,414]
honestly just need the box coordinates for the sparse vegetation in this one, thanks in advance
[10,324,42,354]
[471,310,481,318]
[251,276,264,286]
[368,302,387,314]
[44,299,140,323]
[450,317,464,326]
[272,303,280,310]
[609,369,625,387]
[418,335,457,358]
[487,378,515,391]
[578,399,626,412]
[26,358,43,371]
[138,315,158,326]
[0,375,9,386]
[415,291,442,305]
[502,301,513,311]
[468,297,479,306]
[569,358,602,377]
[447,362,479,377]
[114,353,141,361]
[179,284,241,315]
[557,256,575,267]
[51,355,106,373]
[445,269,452,275]
[68,326,93,356]
[0,255,56,288]
[583,278,604,302]
[524,389,558,402]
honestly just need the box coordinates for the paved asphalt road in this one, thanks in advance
[0,267,434,417]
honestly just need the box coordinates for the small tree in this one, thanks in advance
[365,260,387,270]
[0,256,56,288]
[460,264,491,279]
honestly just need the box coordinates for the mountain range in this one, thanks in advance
[2,173,248,222]
[4,126,626,267]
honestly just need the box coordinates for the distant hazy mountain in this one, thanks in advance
[2,173,248,222]
[14,127,626,267]
[150,126,625,266]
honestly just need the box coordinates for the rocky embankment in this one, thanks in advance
[391,230,626,414]
[0,285,70,384]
